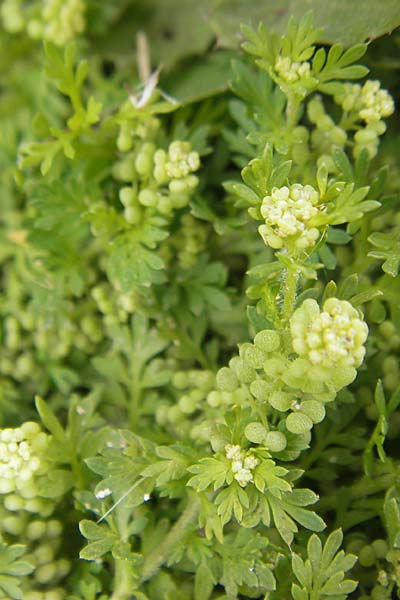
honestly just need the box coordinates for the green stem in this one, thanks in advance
[317,472,397,512]
[110,558,134,600]
[140,496,201,583]
[280,267,300,352]
[286,93,301,131]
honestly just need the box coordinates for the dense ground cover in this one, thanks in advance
[1,2,400,599]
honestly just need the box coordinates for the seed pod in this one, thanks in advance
[286,412,313,434]
[244,422,268,444]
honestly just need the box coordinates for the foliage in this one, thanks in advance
[1,4,400,600]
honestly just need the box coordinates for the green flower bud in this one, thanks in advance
[167,406,184,424]
[244,422,268,444]
[172,372,189,389]
[207,390,222,407]
[158,196,173,214]
[27,520,47,540]
[265,431,287,452]
[124,206,141,224]
[35,562,57,584]
[138,189,158,207]
[371,539,389,560]
[155,405,169,426]
[119,186,135,207]
[300,400,326,423]
[135,151,153,176]
[117,132,133,153]
[355,128,378,145]
[216,367,239,392]
[359,544,376,567]
[3,515,24,535]
[286,412,313,434]
[254,330,280,352]
[179,394,197,414]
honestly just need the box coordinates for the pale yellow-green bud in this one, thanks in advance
[259,184,321,249]
[291,298,368,369]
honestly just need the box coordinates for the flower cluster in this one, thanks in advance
[155,141,200,183]
[259,184,321,249]
[225,444,259,487]
[1,0,86,45]
[336,81,394,124]
[291,298,368,369]
[116,139,200,220]
[0,422,49,496]
[274,56,311,84]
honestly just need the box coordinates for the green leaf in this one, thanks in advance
[35,396,66,443]
[209,0,400,48]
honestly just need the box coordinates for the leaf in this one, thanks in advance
[35,396,66,443]
[209,0,400,48]
[0,541,33,599]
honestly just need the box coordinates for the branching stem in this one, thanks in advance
[140,496,201,583]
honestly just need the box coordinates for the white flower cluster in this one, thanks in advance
[274,56,311,84]
[336,81,394,124]
[0,422,49,495]
[154,141,200,181]
[291,298,368,369]
[225,444,259,487]
[259,184,320,249]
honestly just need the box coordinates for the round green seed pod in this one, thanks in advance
[249,380,270,400]
[370,585,388,600]
[27,520,47,541]
[359,544,376,567]
[158,196,173,214]
[135,152,153,176]
[286,412,313,434]
[138,189,158,207]
[47,520,63,538]
[270,391,292,412]
[119,186,135,207]
[346,537,366,554]
[167,406,184,424]
[265,431,287,452]
[155,405,169,426]
[124,206,141,224]
[242,345,266,369]
[244,422,268,444]
[45,590,64,600]
[216,367,239,392]
[179,395,197,414]
[3,516,24,535]
[229,357,256,384]
[4,494,24,512]
[172,372,189,389]
[117,132,133,153]
[207,390,222,407]
[254,329,280,353]
[300,400,326,424]
[24,592,43,600]
[35,562,57,584]
[371,539,389,560]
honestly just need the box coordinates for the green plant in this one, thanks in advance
[1,5,400,599]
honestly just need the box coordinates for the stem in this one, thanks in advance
[317,472,397,512]
[286,93,301,131]
[140,496,201,583]
[280,267,300,352]
[110,558,134,600]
